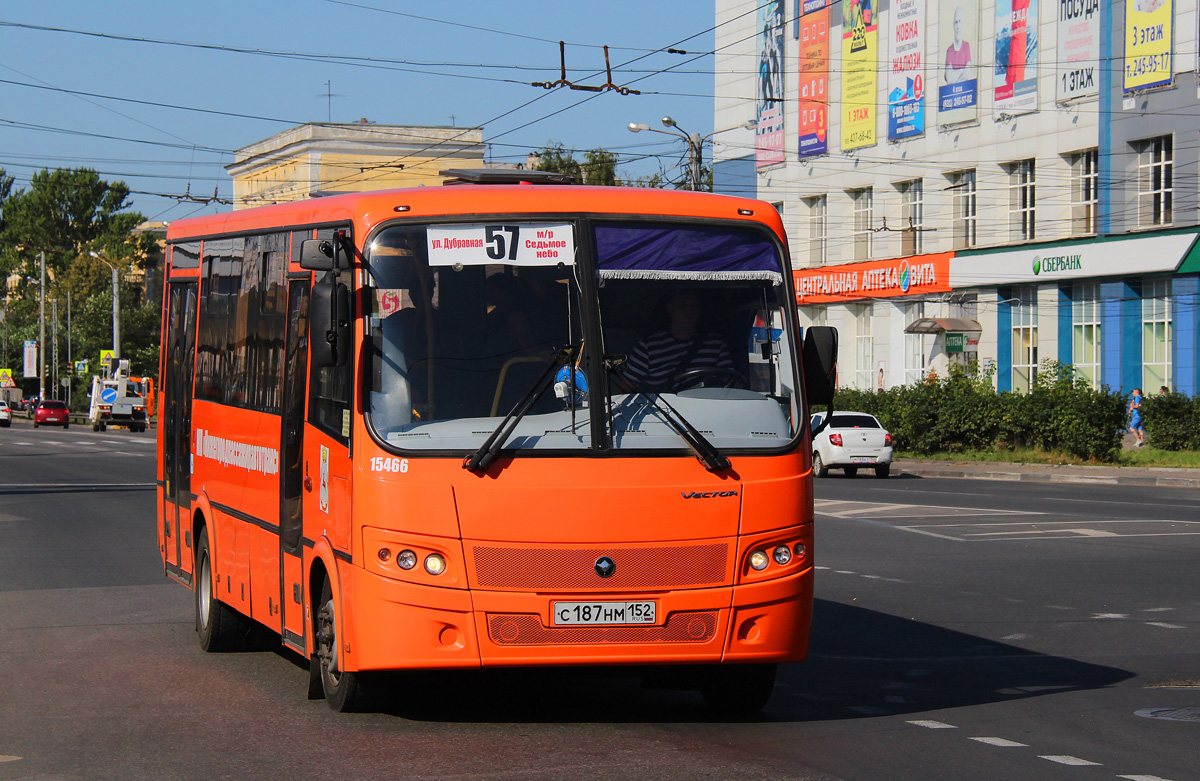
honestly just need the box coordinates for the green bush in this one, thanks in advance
[820,359,1128,462]
[1141,391,1200,451]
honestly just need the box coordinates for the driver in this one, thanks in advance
[615,289,734,393]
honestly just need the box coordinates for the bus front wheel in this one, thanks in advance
[315,579,362,712]
[195,526,247,651]
[700,663,777,713]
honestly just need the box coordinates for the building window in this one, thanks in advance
[851,188,873,260]
[854,302,874,390]
[1011,287,1038,393]
[904,301,929,385]
[950,170,976,249]
[1072,283,1101,388]
[898,179,924,255]
[804,195,827,266]
[1142,277,1172,390]
[1007,159,1035,241]
[1136,136,1173,227]
[1070,149,1098,235]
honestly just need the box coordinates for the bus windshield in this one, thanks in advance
[366,219,800,454]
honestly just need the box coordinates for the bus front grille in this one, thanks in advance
[487,611,718,645]
[470,543,730,590]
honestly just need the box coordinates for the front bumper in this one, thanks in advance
[342,563,813,672]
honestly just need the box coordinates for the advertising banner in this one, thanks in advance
[841,0,878,150]
[938,2,978,123]
[888,0,926,140]
[794,253,952,305]
[994,0,1039,116]
[1057,0,1100,101]
[756,0,786,168]
[798,0,830,157]
[948,233,1197,288]
[23,340,37,378]
[1124,0,1174,91]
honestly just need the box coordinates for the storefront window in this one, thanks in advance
[1011,287,1038,393]
[1142,278,1172,390]
[1072,283,1101,388]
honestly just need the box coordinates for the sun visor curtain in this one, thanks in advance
[594,223,783,283]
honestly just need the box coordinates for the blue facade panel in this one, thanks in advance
[1058,285,1072,366]
[713,155,756,198]
[1100,280,1134,392]
[1174,275,1199,395]
[996,289,1012,392]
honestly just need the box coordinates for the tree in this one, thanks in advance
[0,168,157,394]
[533,141,622,186]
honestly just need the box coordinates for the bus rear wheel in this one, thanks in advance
[315,579,362,712]
[700,663,777,714]
[195,526,247,651]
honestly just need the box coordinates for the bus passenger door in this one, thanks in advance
[162,281,198,579]
[279,278,310,653]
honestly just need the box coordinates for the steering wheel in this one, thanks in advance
[671,366,746,391]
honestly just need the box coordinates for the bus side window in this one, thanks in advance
[310,267,353,445]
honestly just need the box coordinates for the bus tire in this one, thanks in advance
[316,578,362,712]
[195,526,246,652]
[700,663,777,714]
[812,452,828,478]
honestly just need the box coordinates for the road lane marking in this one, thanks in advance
[1094,613,1129,619]
[907,720,956,729]
[1039,755,1100,766]
[1145,607,1175,612]
[1118,775,1175,781]
[971,737,1027,747]
[0,755,21,763]
[1145,622,1186,629]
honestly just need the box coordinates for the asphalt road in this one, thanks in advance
[1,422,1197,780]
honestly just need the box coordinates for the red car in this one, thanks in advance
[34,400,70,429]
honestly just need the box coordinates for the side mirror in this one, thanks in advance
[300,238,352,271]
[311,279,351,367]
[802,326,838,407]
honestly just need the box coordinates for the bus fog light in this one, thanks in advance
[377,548,392,563]
[397,550,417,570]
[424,554,447,576]
[749,550,770,571]
[793,542,806,558]
[773,545,792,565]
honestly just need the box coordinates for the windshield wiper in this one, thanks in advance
[625,390,731,473]
[463,345,579,473]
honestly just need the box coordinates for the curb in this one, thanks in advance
[893,458,1200,489]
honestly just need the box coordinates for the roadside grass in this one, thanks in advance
[899,445,1200,469]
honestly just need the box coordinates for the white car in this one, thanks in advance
[0,399,11,427]
[810,411,893,478]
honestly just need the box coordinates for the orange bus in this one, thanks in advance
[156,170,837,712]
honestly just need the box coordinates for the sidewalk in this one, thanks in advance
[893,457,1200,488]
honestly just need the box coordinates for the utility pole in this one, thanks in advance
[39,251,45,402]
[89,251,121,361]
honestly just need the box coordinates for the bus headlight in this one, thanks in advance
[749,550,770,571]
[424,553,447,576]
[773,545,792,565]
[396,550,417,570]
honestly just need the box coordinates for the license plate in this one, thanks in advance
[552,601,656,625]
[851,456,876,464]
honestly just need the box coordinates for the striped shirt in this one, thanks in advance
[620,331,734,393]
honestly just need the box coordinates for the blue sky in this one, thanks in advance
[0,1,724,223]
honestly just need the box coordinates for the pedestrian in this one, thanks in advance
[1159,385,1169,396]
[1128,388,1145,448]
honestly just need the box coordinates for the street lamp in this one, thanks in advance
[89,251,121,363]
[628,116,704,190]
[627,117,757,191]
